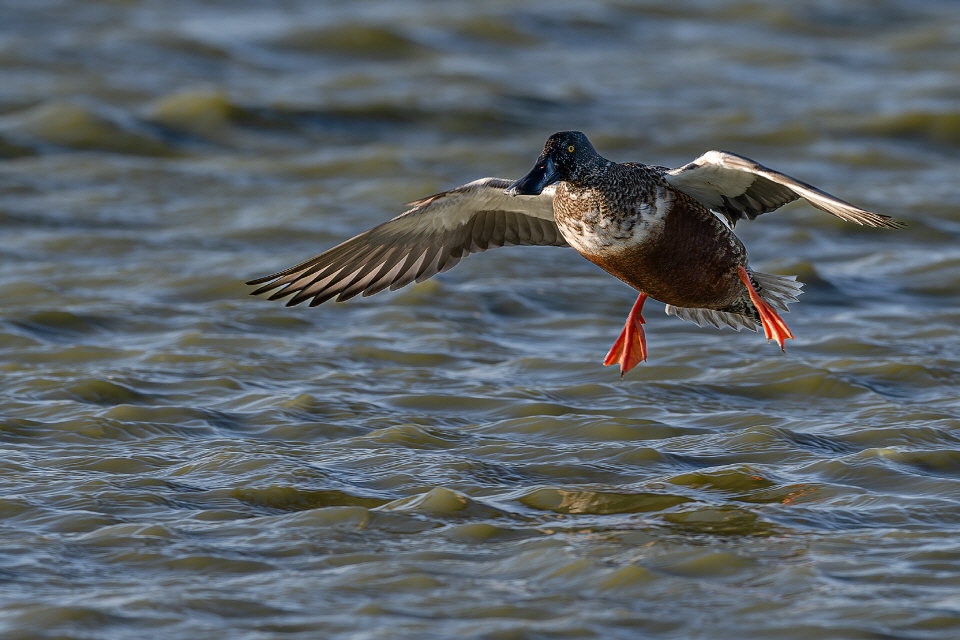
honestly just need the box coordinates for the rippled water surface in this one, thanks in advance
[3,1,960,638]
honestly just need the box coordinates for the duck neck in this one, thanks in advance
[567,155,614,187]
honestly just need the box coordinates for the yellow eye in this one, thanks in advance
[567,145,575,153]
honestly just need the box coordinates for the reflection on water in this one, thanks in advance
[2,1,960,638]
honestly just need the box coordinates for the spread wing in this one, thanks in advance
[665,150,904,229]
[246,178,567,307]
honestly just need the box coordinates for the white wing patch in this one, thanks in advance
[667,150,756,209]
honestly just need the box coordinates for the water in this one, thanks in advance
[2,1,960,638]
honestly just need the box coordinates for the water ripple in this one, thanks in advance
[2,1,960,638]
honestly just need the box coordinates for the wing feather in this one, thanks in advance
[247,178,567,307]
[665,150,904,229]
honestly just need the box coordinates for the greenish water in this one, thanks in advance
[2,1,960,638]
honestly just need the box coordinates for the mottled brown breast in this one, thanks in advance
[581,193,748,310]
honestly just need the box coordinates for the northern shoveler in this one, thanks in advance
[248,131,903,377]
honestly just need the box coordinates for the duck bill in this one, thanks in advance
[505,156,558,196]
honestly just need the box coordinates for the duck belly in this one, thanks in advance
[559,194,747,310]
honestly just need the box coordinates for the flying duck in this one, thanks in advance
[248,132,903,377]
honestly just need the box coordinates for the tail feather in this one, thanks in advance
[665,305,758,331]
[665,271,803,331]
[752,271,802,313]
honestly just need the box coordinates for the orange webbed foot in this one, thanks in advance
[737,266,794,351]
[604,293,648,378]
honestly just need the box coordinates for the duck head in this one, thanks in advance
[506,131,603,196]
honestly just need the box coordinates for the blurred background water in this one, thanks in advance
[2,1,960,638]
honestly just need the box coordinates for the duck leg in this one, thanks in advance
[604,292,647,378]
[737,266,794,351]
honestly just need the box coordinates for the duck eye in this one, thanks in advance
[567,145,575,153]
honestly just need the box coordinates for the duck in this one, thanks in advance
[248,131,903,377]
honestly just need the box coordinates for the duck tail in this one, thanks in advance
[664,271,804,332]
[664,304,759,331]
[751,271,804,313]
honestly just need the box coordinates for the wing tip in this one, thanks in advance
[854,212,906,230]
[248,280,283,297]
[246,274,276,286]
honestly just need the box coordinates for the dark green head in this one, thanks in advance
[506,131,604,196]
